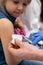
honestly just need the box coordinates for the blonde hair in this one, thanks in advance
[0,0,6,8]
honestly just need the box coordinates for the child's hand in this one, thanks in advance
[20,27,26,36]
[14,28,21,34]
[14,27,26,36]
[14,18,26,36]
[14,18,23,29]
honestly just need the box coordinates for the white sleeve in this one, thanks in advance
[19,0,41,29]
[25,0,41,22]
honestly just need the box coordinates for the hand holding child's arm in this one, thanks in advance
[8,39,43,61]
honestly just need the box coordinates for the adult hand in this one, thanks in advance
[29,31,43,45]
[8,40,39,61]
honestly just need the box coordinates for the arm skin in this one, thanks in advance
[31,49,43,61]
[0,18,20,65]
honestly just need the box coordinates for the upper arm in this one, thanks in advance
[0,18,14,38]
[0,18,19,65]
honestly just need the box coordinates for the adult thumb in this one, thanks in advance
[15,39,23,48]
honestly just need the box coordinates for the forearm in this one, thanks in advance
[34,49,43,61]
[27,48,43,61]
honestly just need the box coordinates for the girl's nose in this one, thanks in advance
[17,4,23,11]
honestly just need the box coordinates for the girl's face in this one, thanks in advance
[5,0,31,17]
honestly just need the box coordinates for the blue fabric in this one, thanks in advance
[0,7,16,65]
[0,7,16,24]
[0,41,7,65]
[18,60,43,65]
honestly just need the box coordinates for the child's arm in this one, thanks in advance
[0,18,20,65]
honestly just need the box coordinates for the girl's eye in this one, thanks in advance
[13,1,19,4]
[23,3,27,6]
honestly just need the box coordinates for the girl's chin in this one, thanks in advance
[12,13,21,18]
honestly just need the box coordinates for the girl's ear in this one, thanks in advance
[0,0,6,8]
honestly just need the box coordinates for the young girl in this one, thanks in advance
[0,0,31,65]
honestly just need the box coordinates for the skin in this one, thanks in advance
[0,0,31,65]
[5,0,31,17]
[8,39,43,61]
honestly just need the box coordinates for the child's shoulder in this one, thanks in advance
[0,18,13,26]
[0,8,13,26]
[0,18,14,35]
[0,9,7,19]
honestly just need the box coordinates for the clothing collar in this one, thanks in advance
[1,6,16,24]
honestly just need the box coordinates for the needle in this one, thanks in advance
[23,35,32,44]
